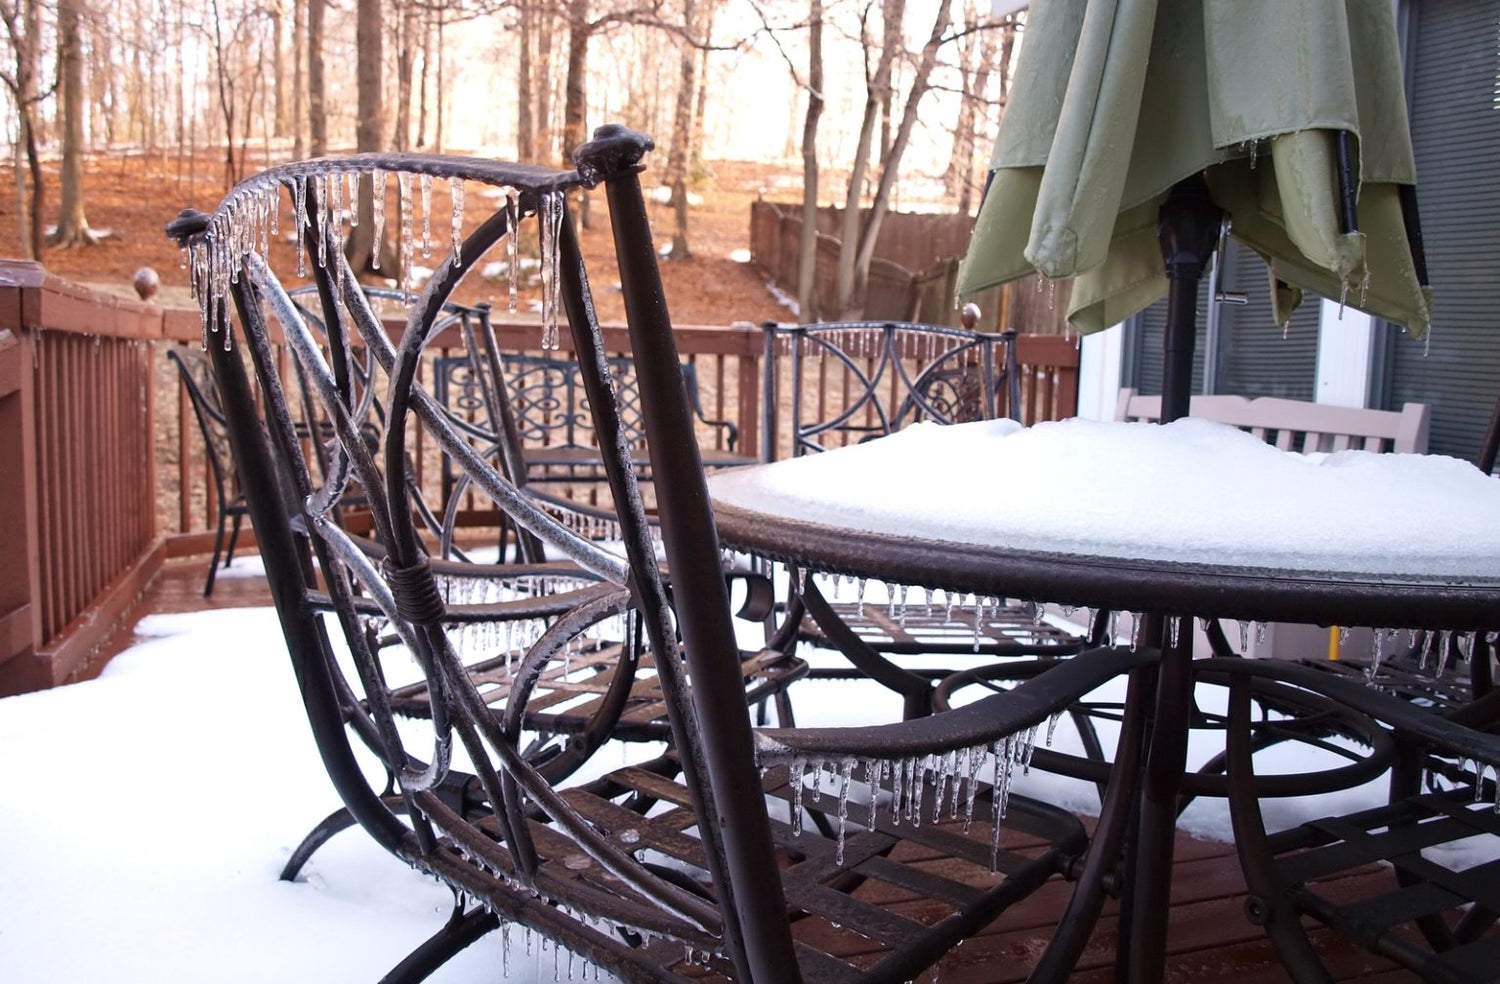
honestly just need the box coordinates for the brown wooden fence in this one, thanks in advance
[749,200,1074,335]
[0,261,1079,697]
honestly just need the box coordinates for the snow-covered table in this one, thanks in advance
[708,417,1500,630]
[708,416,1500,978]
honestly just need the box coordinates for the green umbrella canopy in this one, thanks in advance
[957,0,1431,338]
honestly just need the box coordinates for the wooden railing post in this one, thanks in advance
[0,322,45,696]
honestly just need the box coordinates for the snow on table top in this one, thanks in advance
[707,417,1500,578]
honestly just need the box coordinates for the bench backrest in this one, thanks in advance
[1115,389,1430,454]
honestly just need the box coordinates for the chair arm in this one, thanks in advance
[1195,656,1500,765]
[753,645,1152,764]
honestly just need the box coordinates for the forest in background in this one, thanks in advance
[0,0,1021,321]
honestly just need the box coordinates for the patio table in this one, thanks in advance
[706,415,1500,980]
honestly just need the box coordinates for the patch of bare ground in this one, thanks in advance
[0,148,795,326]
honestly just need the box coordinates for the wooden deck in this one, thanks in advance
[102,555,1419,983]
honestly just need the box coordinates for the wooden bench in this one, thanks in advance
[1115,389,1430,454]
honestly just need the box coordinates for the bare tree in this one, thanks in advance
[292,0,304,156]
[0,0,50,258]
[798,0,823,323]
[393,0,417,150]
[943,9,1012,214]
[51,0,97,247]
[664,0,698,259]
[346,0,389,271]
[269,0,286,136]
[835,0,954,318]
[517,0,535,158]
[747,0,825,322]
[307,0,325,156]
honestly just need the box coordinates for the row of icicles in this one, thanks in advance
[779,719,1059,871]
[181,169,571,352]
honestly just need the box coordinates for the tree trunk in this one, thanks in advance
[209,0,240,185]
[834,0,902,313]
[51,0,96,248]
[4,0,46,258]
[561,0,590,168]
[270,2,286,137]
[346,0,387,273]
[394,0,416,150]
[666,0,697,259]
[434,7,444,151]
[292,0,305,157]
[307,0,326,156]
[536,3,554,160]
[517,0,534,159]
[416,5,431,148]
[846,0,954,314]
[796,0,824,324]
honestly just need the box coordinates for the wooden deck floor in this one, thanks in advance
[103,554,1420,983]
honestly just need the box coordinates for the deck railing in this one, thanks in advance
[0,261,1079,696]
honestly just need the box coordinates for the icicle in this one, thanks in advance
[947,748,965,819]
[372,170,387,270]
[397,171,416,298]
[293,176,308,277]
[420,172,433,258]
[1282,319,1291,340]
[835,758,853,866]
[963,745,983,832]
[790,758,806,836]
[1340,626,1352,646]
[906,756,918,828]
[1130,613,1141,653]
[1046,710,1062,747]
[1439,630,1453,676]
[856,578,867,617]
[347,170,360,228]
[314,174,330,268]
[1109,610,1120,646]
[1256,621,1268,646]
[539,191,565,349]
[450,177,465,265]
[1338,281,1348,318]
[1168,616,1181,648]
[329,169,345,255]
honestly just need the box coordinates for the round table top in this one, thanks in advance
[708,418,1500,630]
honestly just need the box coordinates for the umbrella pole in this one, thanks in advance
[1115,175,1224,982]
[1156,174,1221,422]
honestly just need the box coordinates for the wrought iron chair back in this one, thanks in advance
[168,126,1119,983]
[763,317,1021,461]
[167,346,250,595]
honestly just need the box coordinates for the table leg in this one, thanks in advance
[1028,661,1151,982]
[1121,615,1194,981]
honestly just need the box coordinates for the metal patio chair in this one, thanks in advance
[168,125,1138,983]
[760,316,1091,718]
[167,346,251,596]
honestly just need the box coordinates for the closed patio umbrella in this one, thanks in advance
[956,4,1433,980]
[958,0,1430,402]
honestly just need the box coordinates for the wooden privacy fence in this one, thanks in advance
[749,200,1074,335]
[0,261,1080,697]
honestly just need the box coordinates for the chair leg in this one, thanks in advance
[377,904,499,984]
[224,512,245,568]
[280,806,362,881]
[204,512,229,596]
[1225,674,1336,984]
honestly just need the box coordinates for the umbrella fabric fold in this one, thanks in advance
[958,0,1430,337]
